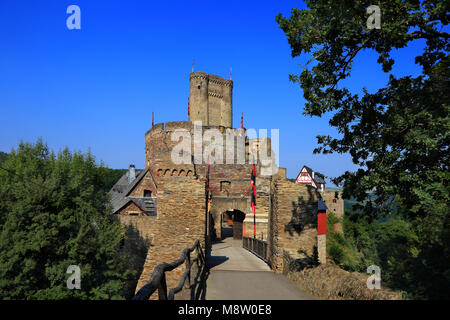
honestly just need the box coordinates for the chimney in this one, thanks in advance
[128,164,136,184]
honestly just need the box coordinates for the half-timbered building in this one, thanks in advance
[295,165,326,192]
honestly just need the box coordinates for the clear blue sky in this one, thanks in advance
[0,1,424,185]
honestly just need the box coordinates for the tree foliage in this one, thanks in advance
[0,139,132,299]
[277,1,449,298]
[0,151,8,166]
[98,168,127,194]
[328,210,420,298]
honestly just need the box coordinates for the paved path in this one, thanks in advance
[205,238,315,300]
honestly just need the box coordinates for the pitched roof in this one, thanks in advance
[314,172,326,184]
[108,168,156,215]
[296,165,326,185]
[128,197,157,215]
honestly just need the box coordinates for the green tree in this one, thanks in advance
[0,139,132,299]
[277,1,449,298]
[0,151,8,166]
[98,168,127,193]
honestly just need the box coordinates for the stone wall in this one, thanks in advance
[144,121,253,197]
[209,196,248,239]
[322,190,344,233]
[117,215,155,297]
[143,120,277,243]
[117,201,147,216]
[243,177,271,239]
[133,178,206,299]
[118,215,157,240]
[270,180,320,272]
[129,171,158,198]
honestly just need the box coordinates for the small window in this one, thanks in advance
[220,181,231,193]
[144,190,152,197]
[332,199,337,203]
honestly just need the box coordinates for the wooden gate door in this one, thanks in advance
[233,221,243,239]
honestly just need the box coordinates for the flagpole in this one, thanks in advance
[250,159,256,240]
[253,164,256,239]
[205,159,209,246]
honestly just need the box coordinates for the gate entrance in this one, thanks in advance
[209,196,249,241]
[220,209,246,240]
[232,210,245,239]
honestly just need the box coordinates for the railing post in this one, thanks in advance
[158,273,168,300]
[197,243,203,267]
[184,251,191,289]
[264,242,267,261]
[258,240,260,257]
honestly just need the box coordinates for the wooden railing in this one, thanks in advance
[243,236,269,263]
[132,240,207,300]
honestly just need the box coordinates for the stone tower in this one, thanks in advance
[189,71,233,128]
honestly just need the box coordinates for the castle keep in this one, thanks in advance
[189,72,233,128]
[109,71,342,297]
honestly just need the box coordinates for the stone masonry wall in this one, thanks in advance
[117,201,147,216]
[129,171,158,198]
[270,180,319,272]
[243,177,271,239]
[117,215,155,297]
[322,190,344,233]
[133,178,206,299]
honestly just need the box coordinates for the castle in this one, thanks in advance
[109,71,343,296]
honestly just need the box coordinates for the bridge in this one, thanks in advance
[132,232,317,300]
[205,237,314,300]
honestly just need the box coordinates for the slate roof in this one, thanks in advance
[318,199,328,211]
[109,168,156,216]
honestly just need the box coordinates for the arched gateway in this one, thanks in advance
[209,196,248,240]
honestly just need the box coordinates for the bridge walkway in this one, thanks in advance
[204,237,315,300]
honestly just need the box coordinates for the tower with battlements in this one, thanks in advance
[189,72,233,128]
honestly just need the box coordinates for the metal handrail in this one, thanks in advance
[132,240,206,300]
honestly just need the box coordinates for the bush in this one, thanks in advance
[327,213,363,271]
